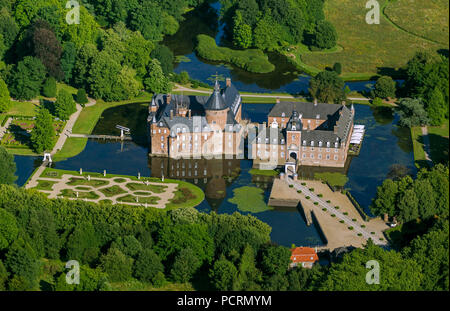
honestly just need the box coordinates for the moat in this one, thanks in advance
[13,103,416,247]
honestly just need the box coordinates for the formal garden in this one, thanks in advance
[28,168,205,210]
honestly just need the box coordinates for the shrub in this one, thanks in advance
[318,194,323,197]
[352,218,357,222]
[326,200,331,203]
[313,202,319,205]
[305,196,310,199]
[76,89,89,105]
[301,182,306,186]
[297,190,302,193]
[379,238,384,241]
[361,225,366,228]
[322,208,327,211]
[42,77,57,98]
[335,206,340,209]
[331,214,336,217]
[348,226,354,230]
[357,233,362,237]
[339,220,344,223]
[371,232,375,235]
[343,212,348,216]
[309,188,314,192]
[289,185,293,188]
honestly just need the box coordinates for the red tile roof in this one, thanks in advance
[290,247,319,263]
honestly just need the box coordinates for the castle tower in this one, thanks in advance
[286,111,302,161]
[205,80,229,130]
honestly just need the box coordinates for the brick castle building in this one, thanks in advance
[252,100,355,168]
[148,78,245,158]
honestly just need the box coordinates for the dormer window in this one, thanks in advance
[182,128,186,133]
[281,139,285,144]
[299,113,302,119]
[311,141,314,147]
[303,140,307,146]
[257,138,261,143]
[319,141,323,147]
[159,122,163,127]
[282,112,286,117]
[265,138,269,143]
[177,128,181,133]
[335,142,338,148]
[316,114,320,119]
[327,141,330,147]
[292,125,296,131]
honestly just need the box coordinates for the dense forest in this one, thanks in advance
[0,0,209,105]
[220,0,336,51]
[0,147,448,291]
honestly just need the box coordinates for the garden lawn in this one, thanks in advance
[72,93,152,135]
[428,120,449,164]
[53,137,88,162]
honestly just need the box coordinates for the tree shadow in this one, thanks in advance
[428,133,449,165]
[376,67,406,79]
[8,124,32,147]
[41,99,56,115]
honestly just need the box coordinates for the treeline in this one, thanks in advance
[221,0,336,51]
[0,0,205,104]
[0,175,448,291]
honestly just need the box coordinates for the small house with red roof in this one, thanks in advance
[290,247,319,269]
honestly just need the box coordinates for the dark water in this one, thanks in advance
[13,102,415,246]
[163,1,386,94]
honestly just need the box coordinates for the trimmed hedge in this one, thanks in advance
[195,35,275,74]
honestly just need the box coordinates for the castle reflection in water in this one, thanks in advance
[148,155,354,211]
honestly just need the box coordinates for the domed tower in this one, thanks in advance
[205,80,229,130]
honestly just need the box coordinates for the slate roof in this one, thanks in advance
[149,80,242,133]
[269,101,342,120]
[286,110,303,131]
[253,127,285,145]
[205,80,228,111]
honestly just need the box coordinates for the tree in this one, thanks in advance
[402,223,449,291]
[426,88,447,126]
[0,76,10,113]
[124,30,154,78]
[209,256,238,290]
[31,19,63,80]
[60,42,77,83]
[260,244,291,276]
[110,235,142,258]
[0,260,7,290]
[333,62,342,75]
[397,98,429,127]
[309,70,345,104]
[170,248,201,283]
[75,89,88,105]
[10,56,46,100]
[370,179,398,217]
[72,43,97,88]
[0,208,18,250]
[232,11,252,49]
[321,240,422,290]
[66,222,100,266]
[0,8,19,51]
[54,89,76,120]
[150,45,174,76]
[144,59,172,94]
[100,248,133,282]
[42,77,57,98]
[129,1,164,41]
[253,12,282,51]
[0,146,17,185]
[30,108,55,153]
[313,20,337,49]
[5,238,40,290]
[373,76,396,99]
[88,51,123,101]
[133,249,164,283]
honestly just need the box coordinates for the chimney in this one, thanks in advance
[276,98,280,104]
[341,100,346,106]
[167,94,172,104]
[226,78,231,87]
[188,109,192,119]
[314,98,318,106]
[170,109,174,121]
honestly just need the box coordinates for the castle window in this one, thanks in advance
[161,143,164,149]
[334,155,338,160]
[292,135,296,139]
[319,141,323,147]
[158,129,161,134]
[182,128,187,133]
[310,154,314,159]
[281,139,285,144]
[257,138,261,143]
[327,141,330,147]
[326,154,330,160]
[282,112,286,117]
[326,148,330,152]
[159,122,163,127]
[161,136,164,141]
[292,125,296,131]
[303,153,306,158]
[316,114,320,119]
[164,129,167,134]
[299,113,302,119]
[335,142,338,148]
[311,141,314,147]
[303,140,306,146]
[318,154,322,159]
[281,146,284,150]
[264,137,268,143]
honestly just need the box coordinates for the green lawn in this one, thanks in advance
[228,186,273,213]
[297,0,446,76]
[53,137,88,162]
[126,183,167,193]
[167,183,205,210]
[72,93,152,135]
[411,126,428,167]
[428,120,449,164]
[99,185,127,197]
[249,168,280,177]
[34,180,58,191]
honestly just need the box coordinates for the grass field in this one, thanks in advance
[384,0,449,45]
[52,137,88,162]
[298,0,447,76]
[411,120,449,167]
[72,93,153,135]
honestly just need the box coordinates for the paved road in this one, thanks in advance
[285,177,386,245]
[174,84,372,101]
